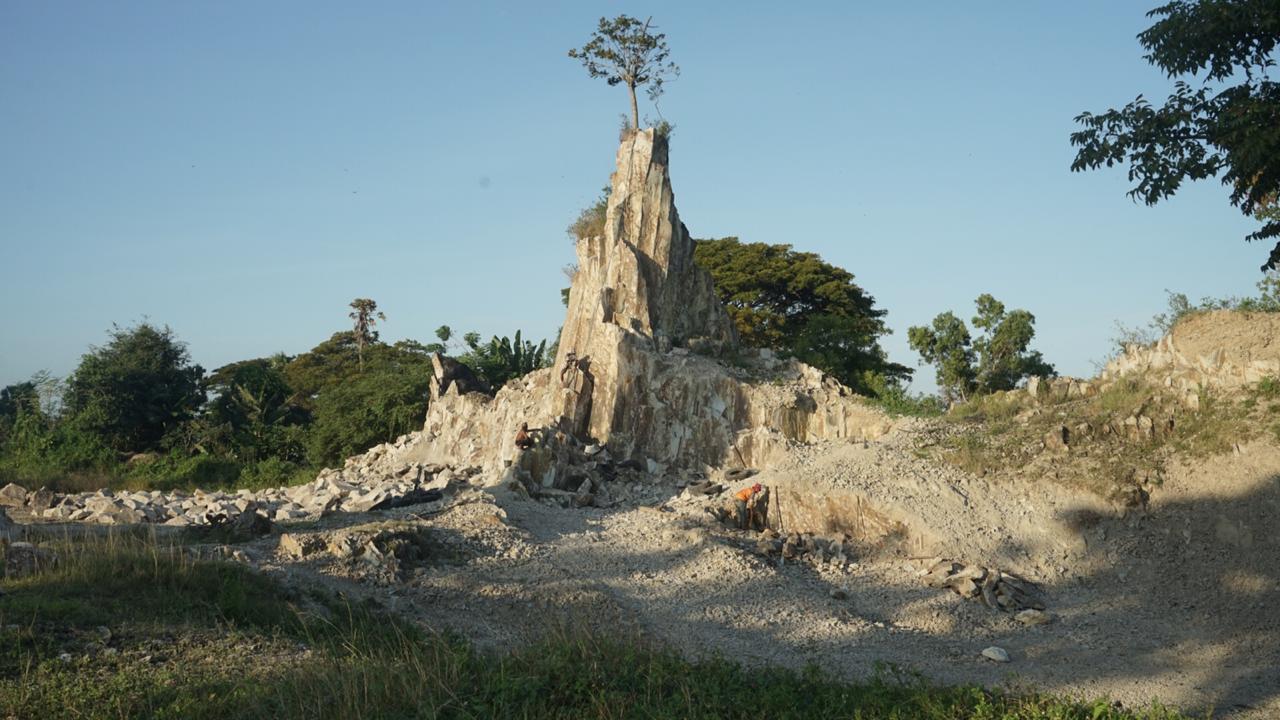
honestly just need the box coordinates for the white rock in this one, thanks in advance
[981,646,1010,663]
[1016,609,1052,626]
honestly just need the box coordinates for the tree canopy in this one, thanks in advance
[569,15,679,130]
[693,237,910,394]
[908,295,1054,405]
[1070,0,1280,271]
[64,323,205,453]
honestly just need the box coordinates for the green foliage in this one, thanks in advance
[1070,0,1280,271]
[862,373,945,417]
[971,294,1055,393]
[203,356,309,464]
[306,351,432,467]
[567,186,611,242]
[909,295,1054,404]
[63,322,205,454]
[694,237,910,394]
[348,297,385,372]
[908,312,976,405]
[123,452,243,493]
[0,399,118,487]
[459,330,551,388]
[568,15,679,129]
[0,381,39,450]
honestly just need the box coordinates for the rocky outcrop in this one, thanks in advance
[557,129,736,355]
[391,128,892,483]
[1102,310,1280,391]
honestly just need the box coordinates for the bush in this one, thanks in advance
[63,323,205,454]
[307,365,430,467]
[237,457,311,490]
[124,452,242,492]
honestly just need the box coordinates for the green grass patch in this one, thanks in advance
[0,535,1194,720]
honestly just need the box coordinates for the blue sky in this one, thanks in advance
[0,2,1267,393]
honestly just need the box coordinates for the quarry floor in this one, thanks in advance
[241,422,1280,719]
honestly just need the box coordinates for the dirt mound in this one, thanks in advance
[1103,310,1280,392]
[1170,310,1280,367]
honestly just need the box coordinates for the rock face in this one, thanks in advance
[1103,310,1280,391]
[557,129,736,355]
[388,128,893,480]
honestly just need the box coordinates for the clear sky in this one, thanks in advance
[0,2,1267,393]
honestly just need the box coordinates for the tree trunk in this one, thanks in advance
[628,83,639,129]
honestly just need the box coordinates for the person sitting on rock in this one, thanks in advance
[514,422,536,451]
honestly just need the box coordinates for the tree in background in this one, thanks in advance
[348,298,385,372]
[63,323,205,454]
[0,381,38,433]
[459,330,550,389]
[907,313,976,406]
[306,348,433,466]
[1070,0,1280,271]
[693,237,910,394]
[204,356,308,463]
[909,295,1054,405]
[970,295,1054,393]
[569,15,679,130]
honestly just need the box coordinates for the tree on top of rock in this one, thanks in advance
[569,15,679,130]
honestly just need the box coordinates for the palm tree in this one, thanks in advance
[348,298,386,372]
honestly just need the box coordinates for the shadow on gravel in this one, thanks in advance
[428,471,1280,717]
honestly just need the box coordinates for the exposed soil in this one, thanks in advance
[1172,310,1280,365]
[211,421,1280,719]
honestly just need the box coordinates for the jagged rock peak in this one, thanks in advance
[557,128,736,369]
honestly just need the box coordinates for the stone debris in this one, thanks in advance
[917,558,1046,612]
[278,532,327,560]
[20,456,465,529]
[320,522,463,584]
[1016,608,1054,626]
[0,483,28,508]
[751,530,853,568]
[981,646,1011,663]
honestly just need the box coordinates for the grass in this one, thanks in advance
[930,376,1274,499]
[0,533,1193,720]
[0,457,317,496]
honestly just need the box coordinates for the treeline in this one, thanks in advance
[0,301,549,493]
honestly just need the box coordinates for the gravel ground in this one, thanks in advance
[244,421,1280,719]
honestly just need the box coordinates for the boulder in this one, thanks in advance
[0,483,28,508]
[981,646,1011,663]
[278,533,327,560]
[1043,425,1070,453]
[4,542,56,578]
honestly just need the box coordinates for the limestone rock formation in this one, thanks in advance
[557,128,736,355]
[364,129,892,485]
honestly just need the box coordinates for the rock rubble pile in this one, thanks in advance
[916,558,1046,613]
[0,438,473,527]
